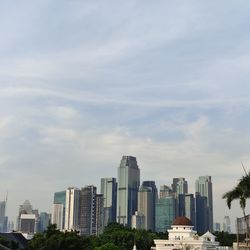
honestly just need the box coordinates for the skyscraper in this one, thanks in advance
[184,194,195,225]
[17,200,39,234]
[159,185,173,198]
[172,177,188,195]
[155,196,176,232]
[195,176,213,232]
[142,181,158,231]
[223,216,231,233]
[96,194,104,236]
[195,192,208,233]
[64,187,80,231]
[117,156,140,226]
[79,185,97,236]
[52,203,64,230]
[137,185,153,230]
[52,190,66,230]
[0,201,6,233]
[100,177,117,226]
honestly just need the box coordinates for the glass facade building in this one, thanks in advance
[117,156,140,226]
[142,181,158,231]
[100,177,117,226]
[195,176,213,232]
[155,196,176,232]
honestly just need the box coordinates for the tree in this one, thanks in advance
[26,224,86,250]
[222,172,250,245]
[94,243,119,250]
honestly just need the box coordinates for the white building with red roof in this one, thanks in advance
[153,216,219,250]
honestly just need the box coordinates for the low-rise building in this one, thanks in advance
[153,216,219,250]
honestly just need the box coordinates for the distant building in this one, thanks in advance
[0,201,7,232]
[79,185,97,236]
[172,178,188,195]
[17,200,39,236]
[39,212,51,232]
[214,222,221,232]
[117,156,140,227]
[54,191,66,205]
[137,185,154,230]
[156,196,176,232]
[64,187,80,231]
[100,177,117,227]
[51,203,64,230]
[195,192,209,234]
[142,181,158,231]
[236,214,250,235]
[195,176,213,232]
[159,185,173,198]
[19,214,37,234]
[176,193,195,225]
[96,194,104,236]
[52,190,66,230]
[223,216,231,233]
[131,211,145,230]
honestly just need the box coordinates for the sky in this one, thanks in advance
[1,0,250,230]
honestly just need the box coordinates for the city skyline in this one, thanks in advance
[0,1,250,231]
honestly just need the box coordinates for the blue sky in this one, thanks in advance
[1,1,250,229]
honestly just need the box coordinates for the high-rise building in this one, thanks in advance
[54,191,66,205]
[0,201,6,233]
[96,194,104,236]
[172,177,188,195]
[117,156,140,226]
[52,190,66,230]
[214,222,221,232]
[184,194,195,225]
[100,177,117,227]
[137,185,153,230]
[195,176,213,232]
[159,185,173,198]
[142,181,158,231]
[195,192,208,234]
[52,203,64,230]
[17,200,39,235]
[79,185,97,236]
[155,196,176,232]
[64,187,80,231]
[223,216,231,233]
[39,212,51,232]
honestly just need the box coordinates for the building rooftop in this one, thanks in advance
[172,216,192,226]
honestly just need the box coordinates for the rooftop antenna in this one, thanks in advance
[241,162,248,176]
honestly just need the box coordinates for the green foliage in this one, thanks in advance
[214,231,237,246]
[26,224,85,250]
[94,242,119,250]
[26,223,160,250]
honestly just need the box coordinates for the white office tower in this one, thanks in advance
[64,187,80,231]
[51,203,64,230]
[195,176,213,232]
[137,185,154,230]
[223,216,231,233]
[117,156,140,226]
